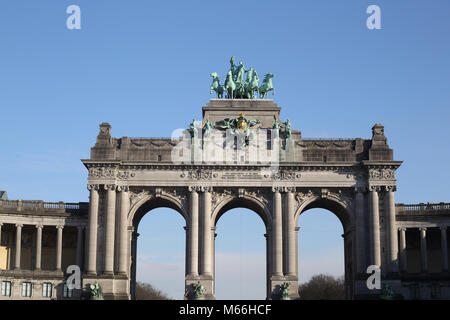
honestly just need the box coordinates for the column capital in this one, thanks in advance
[368,185,382,192]
[419,227,427,232]
[87,184,100,191]
[15,223,23,228]
[0,223,3,227]
[188,185,201,192]
[56,225,64,230]
[200,186,213,193]
[440,226,448,231]
[272,186,295,193]
[104,184,117,191]
[117,185,129,192]
[398,227,407,232]
[385,185,397,192]
[36,224,43,230]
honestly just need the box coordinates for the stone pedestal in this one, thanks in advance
[185,274,214,300]
[269,275,299,300]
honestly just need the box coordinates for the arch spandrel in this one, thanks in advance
[128,188,188,227]
[294,189,354,232]
[211,189,272,229]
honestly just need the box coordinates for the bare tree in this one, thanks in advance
[135,282,172,300]
[298,274,345,300]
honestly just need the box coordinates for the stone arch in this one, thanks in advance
[127,191,188,300]
[294,192,353,233]
[211,193,271,230]
[294,190,355,299]
[128,192,188,228]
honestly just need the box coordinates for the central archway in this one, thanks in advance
[212,196,271,299]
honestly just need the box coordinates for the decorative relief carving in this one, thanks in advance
[129,189,153,208]
[89,167,116,178]
[294,188,354,213]
[271,170,301,180]
[368,168,395,180]
[182,169,218,180]
[88,166,135,180]
[211,188,233,208]
[116,170,136,180]
[295,140,354,149]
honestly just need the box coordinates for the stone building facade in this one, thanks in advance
[0,99,449,300]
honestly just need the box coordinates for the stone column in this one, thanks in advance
[184,226,190,276]
[104,184,116,275]
[264,233,270,298]
[440,226,448,271]
[272,188,283,276]
[419,227,428,273]
[354,188,366,273]
[0,223,2,247]
[285,190,296,276]
[118,186,130,275]
[87,184,99,275]
[201,187,212,276]
[35,225,43,270]
[295,227,299,277]
[398,227,407,272]
[211,227,216,280]
[188,187,199,276]
[76,226,84,269]
[14,224,23,270]
[56,226,63,271]
[368,187,381,267]
[385,186,399,273]
[130,230,139,300]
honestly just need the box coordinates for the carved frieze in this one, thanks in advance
[181,169,218,180]
[88,166,135,180]
[271,170,301,180]
[368,168,395,180]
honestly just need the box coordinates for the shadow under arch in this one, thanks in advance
[128,194,188,300]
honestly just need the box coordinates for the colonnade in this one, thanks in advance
[0,223,84,271]
[397,226,449,273]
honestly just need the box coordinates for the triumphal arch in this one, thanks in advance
[1,58,449,300]
[81,91,404,299]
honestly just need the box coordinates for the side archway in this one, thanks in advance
[127,192,188,300]
[294,191,355,299]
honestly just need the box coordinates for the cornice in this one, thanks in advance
[81,161,365,172]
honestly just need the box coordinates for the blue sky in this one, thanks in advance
[1,1,449,299]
